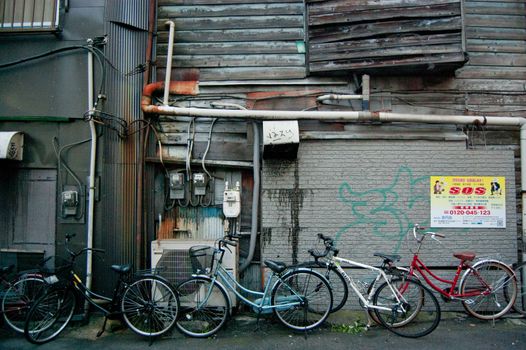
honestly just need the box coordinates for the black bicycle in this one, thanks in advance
[24,234,180,344]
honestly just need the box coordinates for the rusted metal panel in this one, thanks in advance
[158,206,224,240]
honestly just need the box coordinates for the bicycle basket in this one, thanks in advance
[38,255,72,281]
[189,246,216,274]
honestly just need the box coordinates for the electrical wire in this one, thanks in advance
[52,137,91,220]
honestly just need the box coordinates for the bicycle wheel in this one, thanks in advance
[121,276,179,337]
[373,278,440,338]
[24,286,76,344]
[271,269,332,331]
[175,276,230,338]
[460,260,517,320]
[324,265,348,313]
[510,262,526,315]
[2,276,46,333]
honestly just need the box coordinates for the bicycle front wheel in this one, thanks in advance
[373,278,440,338]
[2,276,47,333]
[325,266,348,313]
[271,269,332,331]
[460,260,517,320]
[510,262,526,315]
[24,286,76,344]
[175,276,230,338]
[121,276,180,337]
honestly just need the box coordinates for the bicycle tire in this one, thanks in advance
[24,286,76,344]
[509,262,526,315]
[121,275,180,337]
[271,269,333,331]
[460,260,517,320]
[2,275,47,333]
[373,278,440,338]
[175,275,230,338]
[324,265,348,313]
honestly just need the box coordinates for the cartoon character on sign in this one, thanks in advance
[490,179,502,195]
[433,179,446,194]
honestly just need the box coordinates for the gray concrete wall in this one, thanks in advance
[261,139,518,268]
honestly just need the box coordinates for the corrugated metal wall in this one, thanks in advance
[96,0,150,294]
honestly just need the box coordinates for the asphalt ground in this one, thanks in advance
[1,311,525,350]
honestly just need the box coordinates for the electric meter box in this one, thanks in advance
[262,121,299,160]
[223,182,241,218]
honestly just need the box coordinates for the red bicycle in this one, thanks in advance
[402,224,517,320]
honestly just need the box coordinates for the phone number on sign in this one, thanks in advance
[446,210,491,215]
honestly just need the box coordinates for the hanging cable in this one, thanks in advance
[53,137,91,220]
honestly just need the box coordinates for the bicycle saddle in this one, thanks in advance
[373,252,401,263]
[264,260,287,274]
[453,252,476,261]
[111,264,132,274]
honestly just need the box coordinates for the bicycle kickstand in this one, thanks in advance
[97,316,108,337]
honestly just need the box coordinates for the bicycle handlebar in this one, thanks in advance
[64,234,105,261]
[309,233,338,259]
[412,224,445,242]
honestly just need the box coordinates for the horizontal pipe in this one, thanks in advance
[317,94,363,101]
[142,104,526,126]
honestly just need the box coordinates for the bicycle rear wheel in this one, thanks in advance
[175,276,230,338]
[2,276,46,333]
[510,262,526,315]
[271,269,332,331]
[373,278,440,338]
[24,286,76,344]
[460,260,517,320]
[121,276,179,337]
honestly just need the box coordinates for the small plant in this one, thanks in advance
[332,320,367,335]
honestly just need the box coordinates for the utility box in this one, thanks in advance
[262,121,299,160]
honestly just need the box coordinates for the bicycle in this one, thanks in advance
[508,261,526,315]
[1,263,48,333]
[175,234,333,338]
[401,224,517,320]
[310,233,441,338]
[23,234,180,344]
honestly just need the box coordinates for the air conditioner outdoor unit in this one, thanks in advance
[151,239,238,307]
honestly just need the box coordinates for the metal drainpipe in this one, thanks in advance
[86,44,97,296]
[240,121,260,273]
[521,124,526,307]
[163,21,175,106]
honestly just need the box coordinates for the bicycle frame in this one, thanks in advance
[408,253,490,300]
[66,270,125,316]
[202,261,305,313]
[330,256,406,313]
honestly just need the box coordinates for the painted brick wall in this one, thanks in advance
[261,139,518,269]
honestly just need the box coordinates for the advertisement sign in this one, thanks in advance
[430,176,506,228]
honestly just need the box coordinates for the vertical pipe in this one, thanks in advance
[240,122,260,273]
[521,124,526,307]
[86,45,97,293]
[163,21,175,106]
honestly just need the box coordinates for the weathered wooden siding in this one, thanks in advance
[307,0,466,74]
[157,0,306,81]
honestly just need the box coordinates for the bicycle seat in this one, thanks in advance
[264,260,287,274]
[453,252,476,261]
[373,253,401,263]
[111,264,132,274]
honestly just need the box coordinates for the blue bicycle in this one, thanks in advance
[175,235,333,337]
